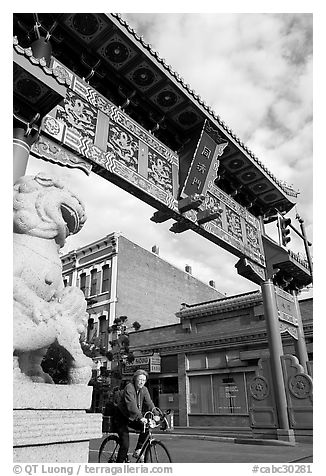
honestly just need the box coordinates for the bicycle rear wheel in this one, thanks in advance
[98,435,120,463]
[144,440,172,463]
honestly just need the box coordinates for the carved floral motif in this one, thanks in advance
[249,376,270,400]
[108,125,138,172]
[288,374,313,399]
[148,150,172,192]
[56,90,97,139]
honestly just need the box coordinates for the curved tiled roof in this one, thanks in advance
[112,13,299,199]
[176,289,262,319]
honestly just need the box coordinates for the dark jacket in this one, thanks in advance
[117,382,155,421]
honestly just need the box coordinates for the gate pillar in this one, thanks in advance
[292,291,309,373]
[261,280,292,434]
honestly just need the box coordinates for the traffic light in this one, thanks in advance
[279,216,291,246]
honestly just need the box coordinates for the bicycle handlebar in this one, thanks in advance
[143,408,170,431]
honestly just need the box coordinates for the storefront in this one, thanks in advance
[185,350,256,427]
[128,292,313,429]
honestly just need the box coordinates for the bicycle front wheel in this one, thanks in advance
[98,435,120,463]
[144,440,172,463]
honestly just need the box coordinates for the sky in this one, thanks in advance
[23,11,314,298]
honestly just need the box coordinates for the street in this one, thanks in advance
[89,433,313,464]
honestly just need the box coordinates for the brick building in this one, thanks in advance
[127,292,312,435]
[60,232,224,409]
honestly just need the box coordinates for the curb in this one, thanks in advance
[158,432,297,446]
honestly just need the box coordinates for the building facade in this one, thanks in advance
[60,232,224,410]
[127,292,313,433]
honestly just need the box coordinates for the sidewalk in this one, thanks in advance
[153,426,312,446]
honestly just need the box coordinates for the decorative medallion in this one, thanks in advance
[16,77,42,101]
[157,90,178,107]
[64,13,106,42]
[14,71,47,103]
[51,60,74,85]
[97,35,137,68]
[105,41,130,64]
[72,13,100,36]
[41,115,65,142]
[261,192,279,203]
[151,86,183,110]
[249,181,270,194]
[288,374,313,399]
[127,61,161,91]
[178,110,198,127]
[132,67,155,87]
[240,171,258,183]
[249,376,269,400]
[227,158,246,170]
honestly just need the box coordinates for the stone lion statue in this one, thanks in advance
[13,173,92,384]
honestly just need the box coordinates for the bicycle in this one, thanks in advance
[98,407,172,463]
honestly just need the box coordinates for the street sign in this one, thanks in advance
[180,120,228,198]
[274,286,298,340]
[123,353,161,374]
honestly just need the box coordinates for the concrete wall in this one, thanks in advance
[116,235,224,329]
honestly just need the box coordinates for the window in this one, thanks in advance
[102,264,112,293]
[99,315,107,348]
[161,355,178,373]
[189,375,213,413]
[161,377,178,393]
[90,269,97,296]
[87,318,94,341]
[207,352,226,369]
[187,351,225,370]
[80,273,87,295]
[212,374,247,414]
[189,373,249,414]
[187,353,206,370]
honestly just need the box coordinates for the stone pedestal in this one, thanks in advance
[276,429,296,443]
[13,382,102,462]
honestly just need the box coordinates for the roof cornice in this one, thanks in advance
[176,290,262,319]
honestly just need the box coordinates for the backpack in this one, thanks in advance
[104,388,123,416]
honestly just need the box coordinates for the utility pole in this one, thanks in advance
[296,214,313,282]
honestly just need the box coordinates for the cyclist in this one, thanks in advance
[113,369,158,462]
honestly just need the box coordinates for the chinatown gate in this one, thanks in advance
[13,13,312,460]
